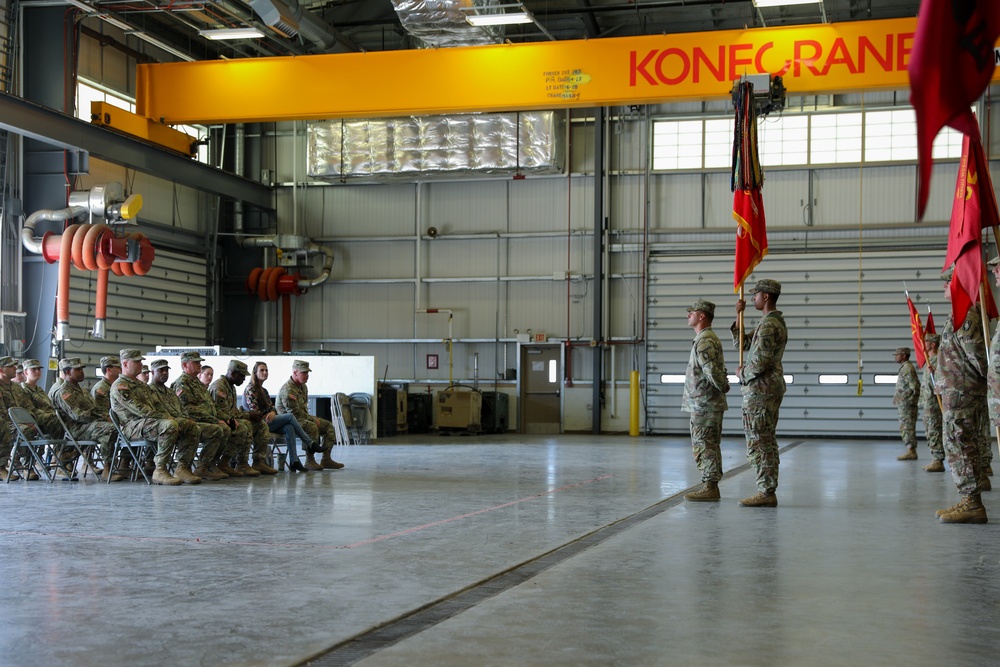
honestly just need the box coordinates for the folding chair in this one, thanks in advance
[54,410,102,480]
[7,407,81,483]
[348,393,372,445]
[108,409,154,484]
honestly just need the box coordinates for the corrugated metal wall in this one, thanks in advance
[645,248,952,438]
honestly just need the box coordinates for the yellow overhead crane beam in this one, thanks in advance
[135,17,990,126]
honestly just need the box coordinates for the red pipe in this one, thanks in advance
[96,267,109,323]
[282,293,291,353]
[57,225,82,331]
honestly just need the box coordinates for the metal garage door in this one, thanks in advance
[64,248,208,374]
[645,248,950,438]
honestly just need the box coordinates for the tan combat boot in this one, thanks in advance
[897,448,918,461]
[151,467,182,486]
[193,462,221,481]
[738,491,777,507]
[320,452,345,470]
[100,467,124,483]
[923,459,945,473]
[217,460,242,477]
[173,465,202,484]
[938,494,988,524]
[986,465,994,476]
[251,458,279,475]
[304,454,324,471]
[684,481,720,502]
[981,475,992,492]
[236,461,261,477]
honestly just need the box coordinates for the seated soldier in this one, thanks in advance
[277,360,345,471]
[91,356,121,416]
[244,361,315,473]
[110,348,200,486]
[0,356,26,479]
[51,358,123,482]
[210,360,276,475]
[21,358,78,478]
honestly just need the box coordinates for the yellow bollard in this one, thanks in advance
[629,370,640,436]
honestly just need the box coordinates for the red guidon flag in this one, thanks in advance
[908,0,1000,219]
[945,123,1000,326]
[925,310,936,334]
[733,188,768,292]
[907,297,927,368]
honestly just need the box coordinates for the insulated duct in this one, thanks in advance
[307,111,565,180]
[248,0,356,53]
[390,0,504,48]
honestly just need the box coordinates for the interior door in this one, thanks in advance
[520,344,562,434]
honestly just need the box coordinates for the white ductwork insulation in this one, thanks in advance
[390,0,504,48]
[307,111,565,180]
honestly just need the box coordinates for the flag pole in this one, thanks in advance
[738,283,745,366]
[924,303,945,415]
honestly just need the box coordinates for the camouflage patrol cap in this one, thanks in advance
[179,351,205,363]
[101,355,122,369]
[59,357,85,371]
[0,356,15,368]
[895,347,911,356]
[292,359,311,373]
[14,361,23,373]
[119,349,144,363]
[140,364,150,374]
[924,333,941,345]
[750,278,781,295]
[989,256,1000,267]
[150,359,170,371]
[942,265,954,280]
[686,299,716,315]
[22,359,43,371]
[227,359,250,376]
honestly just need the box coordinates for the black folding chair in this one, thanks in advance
[108,409,154,485]
[7,407,82,483]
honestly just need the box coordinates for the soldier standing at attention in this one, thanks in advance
[731,278,787,508]
[682,299,730,502]
[922,334,945,472]
[91,356,121,416]
[936,269,988,523]
[277,360,345,470]
[894,347,921,461]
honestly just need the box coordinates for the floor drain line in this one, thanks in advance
[302,440,803,666]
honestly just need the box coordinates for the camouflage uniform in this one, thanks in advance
[922,350,944,462]
[277,377,334,455]
[111,374,188,469]
[682,325,729,483]
[893,358,920,450]
[47,377,65,402]
[731,309,787,494]
[91,377,114,418]
[937,308,987,495]
[0,377,22,470]
[52,377,117,463]
[21,382,63,438]
[172,372,244,462]
[148,377,221,465]
[210,375,269,464]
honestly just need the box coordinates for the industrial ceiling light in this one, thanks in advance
[462,3,534,27]
[466,12,533,26]
[198,27,265,40]
[752,0,820,6]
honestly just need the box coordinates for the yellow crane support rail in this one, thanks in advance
[137,17,995,125]
[91,102,197,156]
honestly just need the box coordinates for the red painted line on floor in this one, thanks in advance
[340,473,615,549]
[0,473,615,549]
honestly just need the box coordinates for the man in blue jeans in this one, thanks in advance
[243,361,315,473]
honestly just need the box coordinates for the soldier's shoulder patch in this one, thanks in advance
[288,393,297,400]
[61,392,72,401]
[96,387,107,396]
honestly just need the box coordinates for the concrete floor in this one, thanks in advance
[1,434,998,667]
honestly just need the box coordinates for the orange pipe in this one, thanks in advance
[95,267,109,323]
[282,293,291,353]
[70,223,89,270]
[57,225,82,331]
